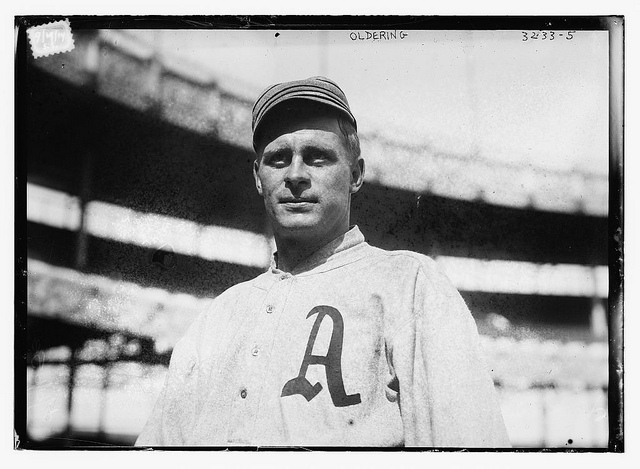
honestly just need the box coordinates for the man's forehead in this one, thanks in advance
[262,129,344,155]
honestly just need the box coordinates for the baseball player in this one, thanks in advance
[136,76,510,447]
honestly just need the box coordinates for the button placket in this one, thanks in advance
[228,279,292,444]
[230,274,293,441]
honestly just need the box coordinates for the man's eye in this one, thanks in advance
[266,154,287,166]
[308,153,329,164]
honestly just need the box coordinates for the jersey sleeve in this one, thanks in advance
[134,313,204,446]
[388,257,511,447]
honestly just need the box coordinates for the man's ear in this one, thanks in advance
[350,158,365,194]
[253,159,263,196]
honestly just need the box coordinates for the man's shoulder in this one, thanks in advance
[189,271,270,333]
[360,244,458,292]
[213,270,271,301]
[362,244,439,273]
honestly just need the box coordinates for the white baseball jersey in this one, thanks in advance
[136,226,510,447]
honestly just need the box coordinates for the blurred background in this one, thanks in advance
[20,26,610,448]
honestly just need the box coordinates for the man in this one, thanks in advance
[136,76,510,447]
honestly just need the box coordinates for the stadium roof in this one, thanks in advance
[30,29,607,216]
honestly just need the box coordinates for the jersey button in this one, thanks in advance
[240,389,247,399]
[251,347,259,356]
[279,274,288,281]
[266,304,275,314]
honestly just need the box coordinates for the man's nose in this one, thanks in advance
[284,156,310,187]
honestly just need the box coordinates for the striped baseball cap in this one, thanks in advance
[251,76,357,151]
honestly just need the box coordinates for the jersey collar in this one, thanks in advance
[269,225,367,277]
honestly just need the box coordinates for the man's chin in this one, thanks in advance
[275,221,319,235]
[272,209,317,226]
[271,216,325,238]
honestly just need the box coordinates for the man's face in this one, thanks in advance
[253,113,364,245]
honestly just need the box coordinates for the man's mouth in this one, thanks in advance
[279,197,317,204]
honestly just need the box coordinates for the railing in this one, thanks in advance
[24,330,609,448]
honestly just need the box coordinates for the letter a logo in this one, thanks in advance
[281,305,361,407]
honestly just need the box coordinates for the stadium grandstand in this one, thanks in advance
[19,28,611,448]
